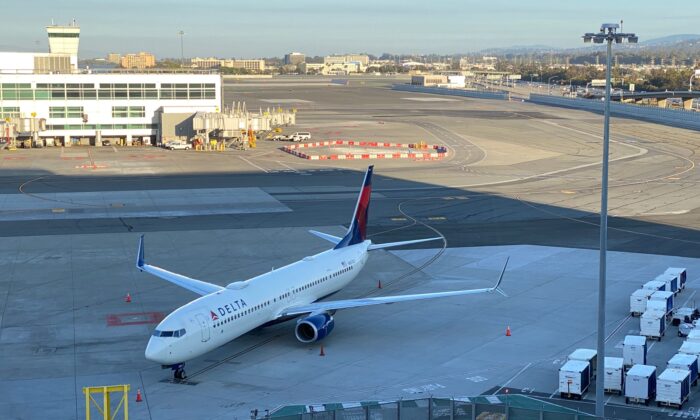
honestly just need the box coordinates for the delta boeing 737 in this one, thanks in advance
[138,165,507,380]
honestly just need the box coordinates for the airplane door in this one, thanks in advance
[194,313,210,342]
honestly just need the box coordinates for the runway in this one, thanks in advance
[3,76,700,418]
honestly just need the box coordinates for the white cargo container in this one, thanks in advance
[625,364,656,405]
[656,368,690,408]
[623,335,647,367]
[642,280,666,292]
[679,341,700,358]
[630,289,655,316]
[650,290,674,315]
[568,348,597,379]
[668,353,699,386]
[559,360,590,400]
[655,273,678,295]
[687,329,700,343]
[665,267,687,290]
[645,300,668,318]
[604,357,625,394]
[640,311,666,340]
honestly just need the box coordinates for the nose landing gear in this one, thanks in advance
[163,363,187,381]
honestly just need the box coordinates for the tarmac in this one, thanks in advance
[2,75,700,419]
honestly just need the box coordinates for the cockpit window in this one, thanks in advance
[152,328,186,338]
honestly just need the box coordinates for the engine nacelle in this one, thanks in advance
[295,313,335,343]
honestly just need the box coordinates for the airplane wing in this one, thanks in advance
[368,236,443,250]
[279,257,508,317]
[136,235,224,296]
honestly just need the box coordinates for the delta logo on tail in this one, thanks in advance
[334,165,373,249]
[210,311,219,321]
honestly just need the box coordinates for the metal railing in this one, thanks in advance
[270,395,594,420]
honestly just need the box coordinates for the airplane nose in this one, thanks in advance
[145,338,168,363]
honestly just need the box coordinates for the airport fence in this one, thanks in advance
[529,94,700,131]
[392,84,509,100]
[269,394,595,420]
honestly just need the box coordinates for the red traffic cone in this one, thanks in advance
[377,280,382,289]
[506,326,511,337]
[125,293,132,303]
[135,388,143,402]
[319,345,325,356]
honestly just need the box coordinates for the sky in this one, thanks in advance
[2,0,699,59]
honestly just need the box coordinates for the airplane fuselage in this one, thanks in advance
[145,241,370,365]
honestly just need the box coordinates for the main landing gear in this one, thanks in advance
[164,363,187,381]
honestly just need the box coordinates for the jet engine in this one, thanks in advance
[295,313,335,343]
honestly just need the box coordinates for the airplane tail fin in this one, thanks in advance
[334,165,373,249]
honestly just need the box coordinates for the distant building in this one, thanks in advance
[320,54,369,74]
[120,52,156,69]
[221,59,265,72]
[324,54,369,67]
[107,53,121,65]
[191,57,222,69]
[284,52,305,65]
[300,63,324,74]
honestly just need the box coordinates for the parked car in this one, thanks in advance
[101,140,111,146]
[290,132,311,142]
[270,135,287,141]
[168,141,191,150]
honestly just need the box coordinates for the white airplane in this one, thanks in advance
[138,165,507,380]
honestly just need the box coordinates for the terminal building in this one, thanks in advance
[0,22,221,146]
[0,72,221,146]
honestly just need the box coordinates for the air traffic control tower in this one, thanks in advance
[46,21,80,58]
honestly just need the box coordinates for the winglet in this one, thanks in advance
[491,257,509,297]
[136,235,145,270]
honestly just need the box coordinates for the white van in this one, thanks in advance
[290,132,311,142]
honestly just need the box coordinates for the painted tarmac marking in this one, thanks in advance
[107,312,165,326]
[466,375,487,383]
[275,161,299,173]
[402,383,445,394]
[494,362,532,395]
[238,156,269,173]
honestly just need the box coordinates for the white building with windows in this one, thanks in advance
[0,72,221,145]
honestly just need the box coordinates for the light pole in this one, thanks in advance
[178,30,185,68]
[547,76,559,94]
[582,23,638,419]
[690,69,700,92]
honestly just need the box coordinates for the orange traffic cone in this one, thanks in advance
[125,293,132,303]
[319,345,325,356]
[135,388,143,402]
[377,280,382,289]
[506,326,511,337]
